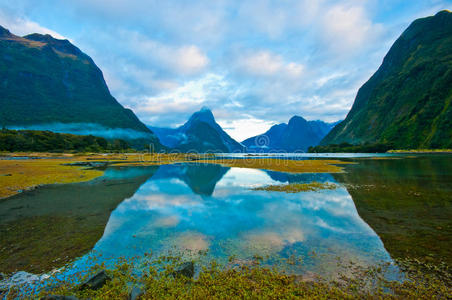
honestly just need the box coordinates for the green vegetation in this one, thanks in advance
[309,142,394,153]
[0,156,104,198]
[5,254,448,299]
[0,129,131,152]
[0,27,163,149]
[253,182,337,193]
[388,149,452,153]
[322,11,452,149]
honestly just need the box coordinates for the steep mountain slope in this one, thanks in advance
[242,116,338,152]
[322,11,452,149]
[149,107,245,153]
[0,26,161,148]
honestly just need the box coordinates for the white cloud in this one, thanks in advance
[172,45,210,75]
[217,116,275,141]
[135,73,224,118]
[0,11,66,39]
[236,51,304,79]
[319,3,384,54]
[121,30,209,75]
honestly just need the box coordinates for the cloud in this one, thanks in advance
[122,30,209,76]
[217,117,276,142]
[319,2,384,54]
[0,10,66,39]
[236,51,304,79]
[133,73,227,123]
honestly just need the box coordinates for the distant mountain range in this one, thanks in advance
[322,10,452,149]
[0,26,162,149]
[149,107,245,153]
[242,116,340,152]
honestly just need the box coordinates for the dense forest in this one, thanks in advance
[0,129,131,152]
[308,142,394,153]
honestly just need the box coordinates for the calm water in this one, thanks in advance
[77,165,390,272]
[1,154,451,288]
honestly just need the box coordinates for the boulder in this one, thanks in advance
[80,270,110,290]
[172,262,194,278]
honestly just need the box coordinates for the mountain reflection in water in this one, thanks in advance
[67,163,392,277]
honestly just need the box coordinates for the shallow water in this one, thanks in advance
[82,165,390,272]
[1,154,451,287]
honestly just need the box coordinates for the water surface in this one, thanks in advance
[1,154,451,286]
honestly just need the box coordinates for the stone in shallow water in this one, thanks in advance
[172,262,194,278]
[80,270,110,290]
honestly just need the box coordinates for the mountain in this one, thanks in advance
[242,116,339,152]
[151,164,229,196]
[149,107,245,153]
[322,11,452,149]
[0,26,162,149]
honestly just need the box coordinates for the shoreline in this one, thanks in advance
[0,152,352,199]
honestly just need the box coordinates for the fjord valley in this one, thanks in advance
[1,5,452,300]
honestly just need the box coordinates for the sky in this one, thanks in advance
[1,0,451,141]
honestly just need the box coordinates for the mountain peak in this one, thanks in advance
[189,107,215,124]
[0,25,12,38]
[288,115,308,126]
[24,33,82,57]
[200,106,212,112]
[436,10,451,17]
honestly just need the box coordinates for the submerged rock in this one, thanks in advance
[172,262,194,278]
[80,270,110,290]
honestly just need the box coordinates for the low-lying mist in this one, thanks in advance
[7,123,155,140]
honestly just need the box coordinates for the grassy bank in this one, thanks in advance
[0,158,103,198]
[0,153,352,199]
